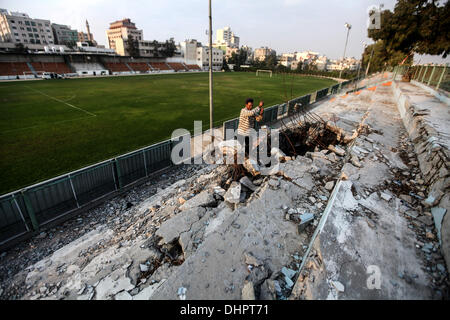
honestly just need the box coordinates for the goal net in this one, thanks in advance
[256,69,273,78]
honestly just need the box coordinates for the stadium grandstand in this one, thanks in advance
[128,62,152,73]
[149,62,172,71]
[30,62,72,75]
[167,62,188,71]
[186,64,202,71]
[0,53,207,80]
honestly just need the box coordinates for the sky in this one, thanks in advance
[1,0,448,63]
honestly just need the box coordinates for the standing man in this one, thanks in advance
[237,98,264,157]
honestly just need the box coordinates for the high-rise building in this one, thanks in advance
[254,47,276,62]
[78,20,97,46]
[0,9,54,45]
[51,23,78,45]
[106,18,143,55]
[215,26,239,48]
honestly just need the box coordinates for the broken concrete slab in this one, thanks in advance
[156,207,206,245]
[179,191,215,211]
[224,182,241,204]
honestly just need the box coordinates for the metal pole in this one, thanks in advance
[436,64,447,90]
[208,0,214,144]
[339,24,351,79]
[365,46,374,77]
[428,66,436,86]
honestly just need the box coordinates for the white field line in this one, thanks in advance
[24,86,96,117]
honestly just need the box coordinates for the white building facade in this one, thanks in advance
[0,9,54,45]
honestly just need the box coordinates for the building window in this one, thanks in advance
[14,33,18,36]
[32,28,37,32]
[16,38,20,42]
[31,22,36,26]
[10,20,15,23]
[38,23,42,26]
[25,21,30,26]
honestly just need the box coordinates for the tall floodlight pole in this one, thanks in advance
[208,0,214,144]
[339,23,352,79]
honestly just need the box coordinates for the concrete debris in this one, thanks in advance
[331,280,345,293]
[244,252,262,267]
[243,159,260,176]
[351,154,362,168]
[179,190,215,210]
[380,192,392,202]
[239,176,257,191]
[213,186,226,197]
[259,279,276,300]
[224,182,241,204]
[270,147,286,160]
[298,213,314,233]
[431,207,447,244]
[328,145,345,156]
[177,287,187,300]
[140,264,149,273]
[324,181,335,191]
[241,281,256,300]
[281,267,296,279]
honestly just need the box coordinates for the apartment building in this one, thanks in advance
[0,9,54,45]
[51,23,78,45]
[106,18,143,55]
[254,47,276,62]
[215,26,239,48]
[196,46,223,71]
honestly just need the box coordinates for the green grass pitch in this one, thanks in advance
[0,72,336,194]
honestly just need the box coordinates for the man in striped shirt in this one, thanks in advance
[237,98,264,156]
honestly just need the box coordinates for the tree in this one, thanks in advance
[265,54,277,69]
[368,0,449,58]
[222,60,231,72]
[295,61,303,72]
[127,35,140,58]
[14,43,28,54]
[362,40,412,74]
[162,39,176,57]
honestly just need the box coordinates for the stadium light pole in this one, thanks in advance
[208,0,214,144]
[339,23,352,79]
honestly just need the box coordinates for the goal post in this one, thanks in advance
[256,69,273,78]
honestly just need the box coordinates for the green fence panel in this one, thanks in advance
[25,177,78,226]
[0,194,31,244]
[71,161,117,206]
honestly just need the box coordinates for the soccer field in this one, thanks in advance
[0,72,336,194]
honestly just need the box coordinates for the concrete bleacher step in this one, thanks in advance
[124,62,134,73]
[165,62,173,71]
[26,62,37,76]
